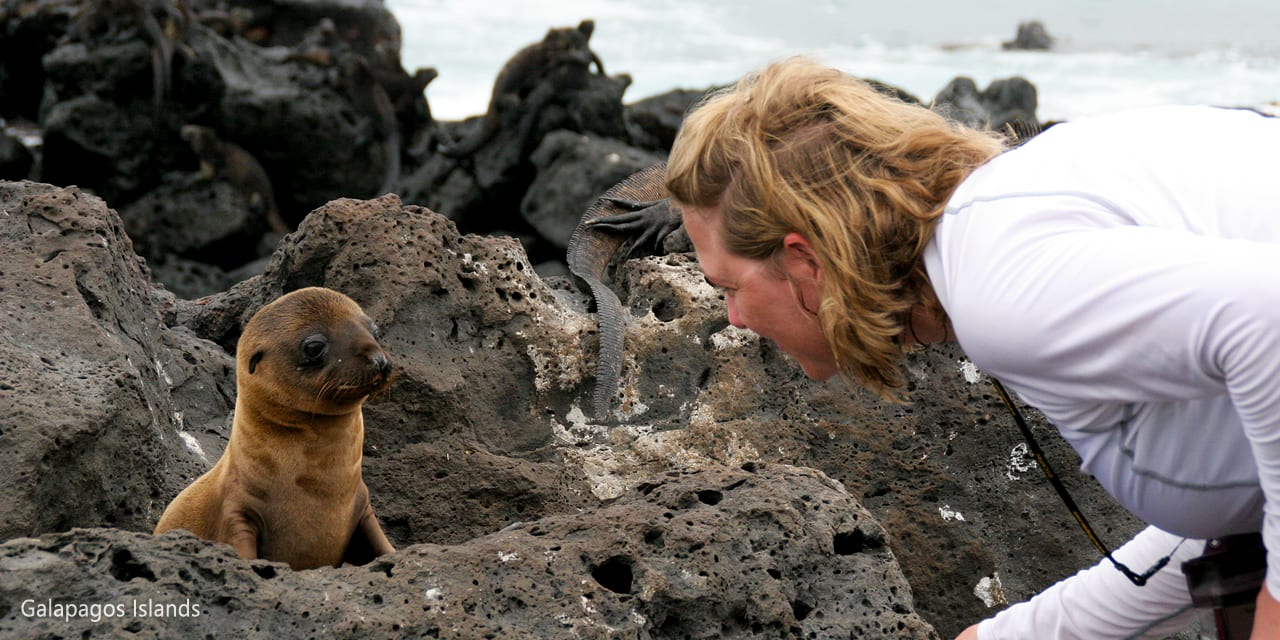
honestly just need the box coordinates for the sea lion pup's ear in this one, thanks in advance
[248,352,264,374]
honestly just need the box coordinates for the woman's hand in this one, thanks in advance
[1254,583,1280,639]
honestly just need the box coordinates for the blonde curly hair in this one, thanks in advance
[667,57,1006,401]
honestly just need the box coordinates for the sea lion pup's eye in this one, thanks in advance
[300,335,328,363]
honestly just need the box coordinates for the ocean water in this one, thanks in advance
[385,0,1280,122]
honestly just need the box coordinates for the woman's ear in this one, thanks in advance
[781,232,821,281]
[780,232,824,315]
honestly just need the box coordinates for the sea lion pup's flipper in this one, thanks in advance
[566,162,672,419]
[223,512,261,560]
[341,502,396,565]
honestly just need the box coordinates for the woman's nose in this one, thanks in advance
[726,296,746,329]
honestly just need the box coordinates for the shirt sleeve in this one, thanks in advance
[946,205,1280,595]
[977,526,1201,640]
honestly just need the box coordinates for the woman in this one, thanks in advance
[666,56,1280,639]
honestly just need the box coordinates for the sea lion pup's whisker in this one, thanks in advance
[371,382,394,402]
[154,287,396,569]
[309,379,329,415]
[316,377,343,410]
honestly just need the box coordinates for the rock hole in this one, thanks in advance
[833,530,866,555]
[109,549,157,582]
[651,297,679,322]
[697,490,723,506]
[791,601,813,621]
[590,556,633,595]
[252,565,277,580]
[643,528,664,547]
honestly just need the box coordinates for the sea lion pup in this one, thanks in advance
[155,287,396,570]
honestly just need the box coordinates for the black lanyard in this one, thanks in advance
[990,378,1176,586]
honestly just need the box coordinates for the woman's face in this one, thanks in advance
[682,204,839,381]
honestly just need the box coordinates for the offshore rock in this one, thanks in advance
[1003,21,1055,51]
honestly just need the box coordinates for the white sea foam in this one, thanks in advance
[387,0,1280,121]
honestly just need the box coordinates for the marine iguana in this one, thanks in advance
[181,124,288,234]
[279,17,342,67]
[67,0,190,119]
[566,111,1041,419]
[566,162,683,418]
[367,41,440,158]
[439,19,604,159]
[399,66,440,156]
[339,53,400,196]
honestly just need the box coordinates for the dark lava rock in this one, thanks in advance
[0,181,233,540]
[0,177,1153,637]
[0,465,936,639]
[625,88,713,152]
[0,129,34,180]
[933,76,1040,134]
[522,130,666,251]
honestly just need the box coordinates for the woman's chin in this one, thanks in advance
[797,360,838,382]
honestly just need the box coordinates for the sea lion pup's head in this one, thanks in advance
[236,287,393,417]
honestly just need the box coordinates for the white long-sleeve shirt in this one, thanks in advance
[923,105,1280,637]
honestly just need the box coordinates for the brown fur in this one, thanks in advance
[154,287,395,570]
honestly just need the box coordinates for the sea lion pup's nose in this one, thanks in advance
[369,351,391,376]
